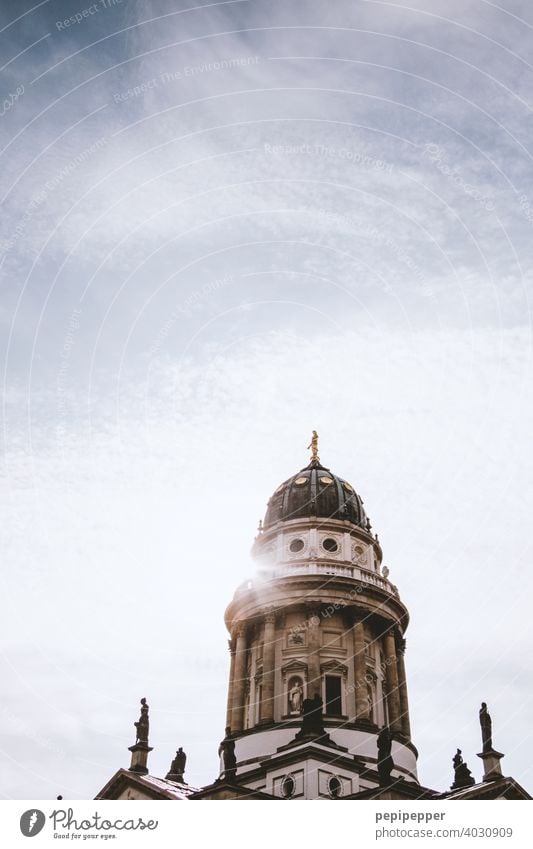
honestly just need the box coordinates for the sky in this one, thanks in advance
[0,0,532,800]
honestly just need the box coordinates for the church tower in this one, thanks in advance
[223,434,417,799]
[94,434,530,801]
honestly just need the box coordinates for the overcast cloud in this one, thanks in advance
[0,0,532,799]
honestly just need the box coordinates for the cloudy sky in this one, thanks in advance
[0,0,532,800]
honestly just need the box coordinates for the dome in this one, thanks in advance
[263,459,369,530]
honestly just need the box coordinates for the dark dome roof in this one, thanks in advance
[263,460,369,530]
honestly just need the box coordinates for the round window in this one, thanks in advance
[322,537,338,552]
[281,775,295,798]
[289,538,305,553]
[328,775,342,798]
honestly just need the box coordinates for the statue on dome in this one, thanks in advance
[307,430,320,463]
[134,698,149,745]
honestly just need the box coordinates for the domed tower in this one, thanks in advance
[223,435,417,799]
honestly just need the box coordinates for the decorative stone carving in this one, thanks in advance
[263,607,276,625]
[166,747,187,783]
[451,749,475,789]
[287,629,305,647]
[352,544,368,566]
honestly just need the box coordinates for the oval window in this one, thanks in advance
[281,775,295,798]
[322,537,338,552]
[289,538,305,553]
[328,775,342,798]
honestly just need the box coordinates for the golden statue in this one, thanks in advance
[307,430,319,463]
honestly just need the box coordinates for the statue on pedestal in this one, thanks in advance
[479,703,493,752]
[307,430,320,463]
[134,698,149,745]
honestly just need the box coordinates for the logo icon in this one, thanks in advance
[20,810,46,837]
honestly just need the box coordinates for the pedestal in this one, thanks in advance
[128,743,153,775]
[477,748,504,782]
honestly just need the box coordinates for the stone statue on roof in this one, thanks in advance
[479,702,493,752]
[134,698,149,745]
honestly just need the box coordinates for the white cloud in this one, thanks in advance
[2,326,532,795]
[1,0,532,799]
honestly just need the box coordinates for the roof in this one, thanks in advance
[95,768,201,800]
[440,777,531,800]
[263,460,369,530]
[189,780,274,800]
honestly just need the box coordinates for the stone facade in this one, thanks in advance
[94,447,531,802]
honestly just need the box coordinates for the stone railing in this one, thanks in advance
[271,561,396,594]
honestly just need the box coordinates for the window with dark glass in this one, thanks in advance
[328,775,342,798]
[281,775,295,798]
[325,675,342,715]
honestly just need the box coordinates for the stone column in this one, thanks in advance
[225,639,236,730]
[352,615,370,721]
[260,610,276,724]
[383,627,401,733]
[230,624,247,733]
[396,637,411,740]
[306,606,322,697]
